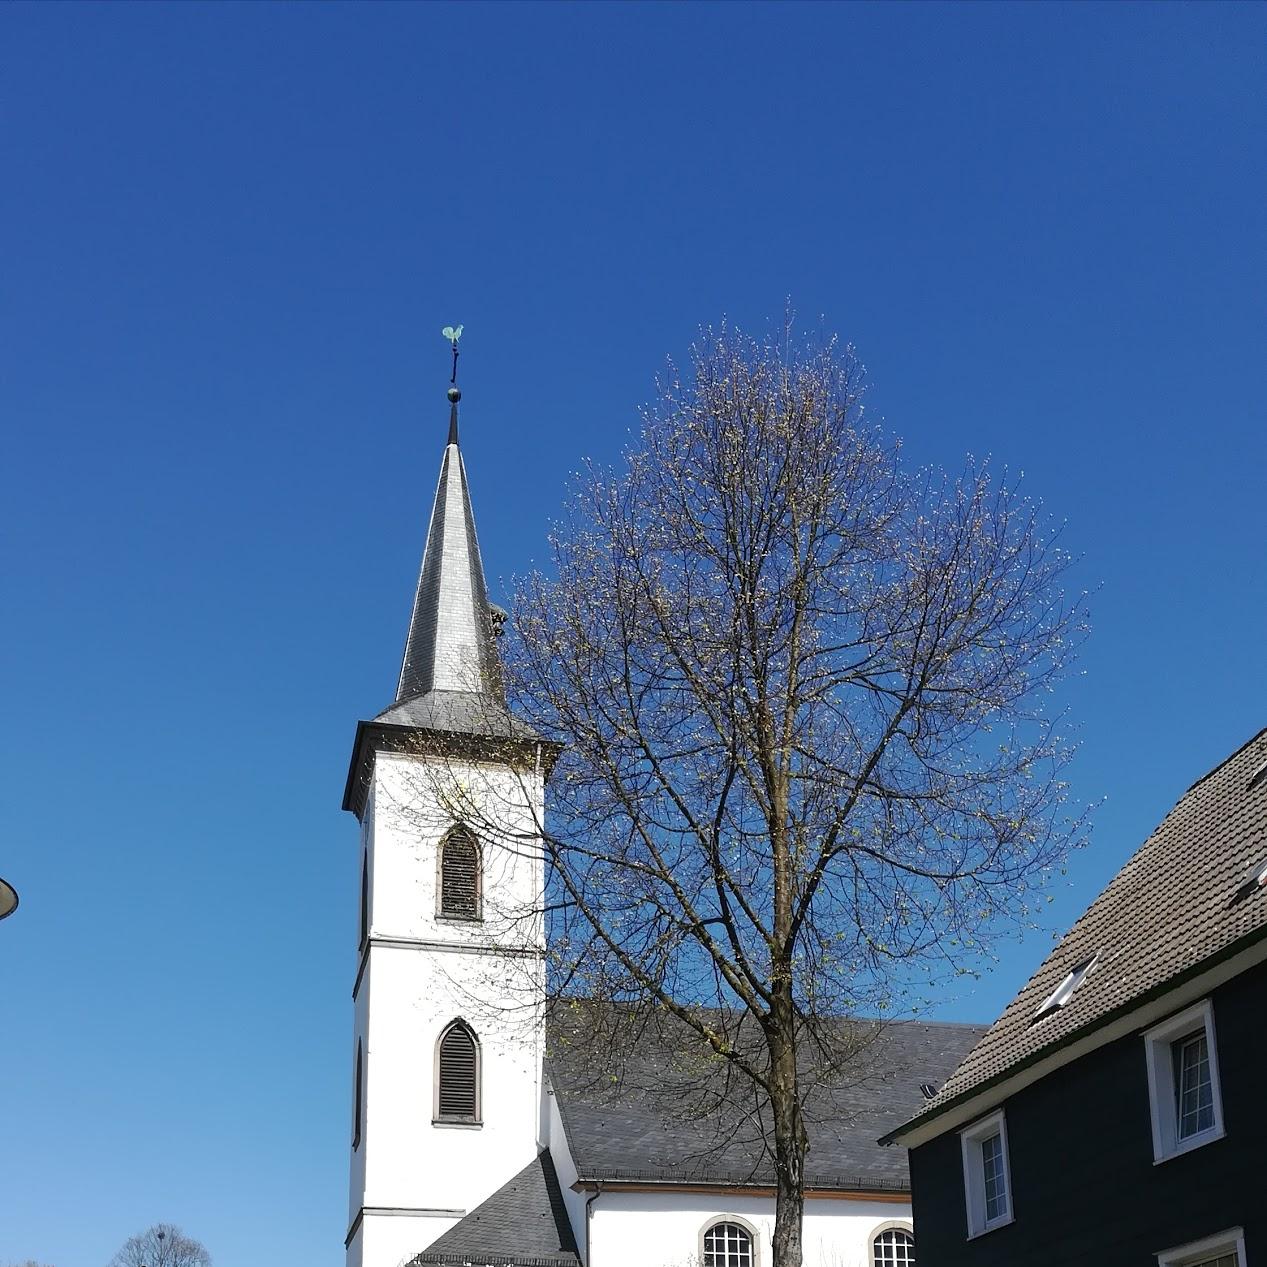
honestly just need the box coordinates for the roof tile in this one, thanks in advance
[890,726,1267,1140]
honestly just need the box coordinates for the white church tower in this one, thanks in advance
[342,365,551,1267]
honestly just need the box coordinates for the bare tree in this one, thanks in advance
[107,1225,210,1267]
[492,318,1088,1267]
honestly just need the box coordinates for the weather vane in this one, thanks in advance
[442,325,463,391]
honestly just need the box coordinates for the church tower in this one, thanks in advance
[343,362,550,1267]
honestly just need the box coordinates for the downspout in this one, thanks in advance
[584,1182,604,1267]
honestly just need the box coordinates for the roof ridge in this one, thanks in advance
[1183,724,1267,795]
[1032,723,1267,961]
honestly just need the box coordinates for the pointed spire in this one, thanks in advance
[392,340,504,708]
[344,335,543,814]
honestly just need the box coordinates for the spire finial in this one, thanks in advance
[442,324,463,446]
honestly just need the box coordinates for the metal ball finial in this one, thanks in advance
[447,386,461,404]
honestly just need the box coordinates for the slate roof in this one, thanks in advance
[374,689,542,742]
[887,726,1267,1143]
[408,1150,581,1267]
[343,406,545,816]
[395,413,505,706]
[547,1010,984,1190]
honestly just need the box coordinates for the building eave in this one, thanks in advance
[881,924,1267,1149]
[569,1176,910,1202]
[343,717,561,819]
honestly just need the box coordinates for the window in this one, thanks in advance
[352,1040,364,1151]
[1033,953,1098,1020]
[1143,999,1225,1162]
[438,826,481,920]
[871,1224,915,1266]
[959,1109,1013,1237]
[702,1221,754,1267]
[1175,1031,1214,1138]
[359,850,369,948]
[1233,854,1267,901]
[435,1019,480,1124]
[1156,1227,1246,1267]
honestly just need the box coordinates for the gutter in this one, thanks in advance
[584,1181,603,1267]
[571,1177,907,1202]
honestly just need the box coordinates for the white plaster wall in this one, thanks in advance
[370,750,546,949]
[543,1084,587,1255]
[349,747,548,1267]
[357,1213,461,1267]
[362,942,543,1207]
[588,1191,912,1267]
[348,962,370,1227]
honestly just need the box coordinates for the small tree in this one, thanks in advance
[500,319,1088,1267]
[107,1225,210,1267]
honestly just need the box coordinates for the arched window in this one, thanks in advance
[352,1039,364,1150]
[359,850,369,948]
[438,826,481,920]
[702,1220,754,1267]
[871,1224,915,1267]
[435,1019,481,1123]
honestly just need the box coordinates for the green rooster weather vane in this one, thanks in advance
[442,324,463,398]
[442,326,463,445]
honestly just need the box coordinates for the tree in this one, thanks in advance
[107,1225,210,1267]
[499,319,1088,1267]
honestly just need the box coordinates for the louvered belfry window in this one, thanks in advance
[436,1020,480,1122]
[352,1040,364,1150]
[440,826,481,919]
[359,851,369,947]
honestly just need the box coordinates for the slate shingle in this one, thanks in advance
[547,1013,984,1189]
[409,1150,581,1267]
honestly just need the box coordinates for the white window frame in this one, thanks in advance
[959,1108,1013,1238]
[699,1216,759,1267]
[1143,998,1225,1163]
[1155,1225,1246,1267]
[869,1220,915,1267]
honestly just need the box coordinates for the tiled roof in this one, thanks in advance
[887,726,1267,1143]
[408,1151,581,1267]
[547,1010,984,1189]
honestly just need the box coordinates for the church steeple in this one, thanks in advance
[343,332,543,819]
[393,380,504,705]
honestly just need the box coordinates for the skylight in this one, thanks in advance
[1238,857,1267,892]
[1248,759,1267,793]
[1033,953,1098,1020]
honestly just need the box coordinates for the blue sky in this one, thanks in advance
[2,4,1264,1265]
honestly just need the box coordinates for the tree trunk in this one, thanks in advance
[768,996,806,1267]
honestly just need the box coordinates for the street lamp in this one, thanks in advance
[0,875,16,921]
